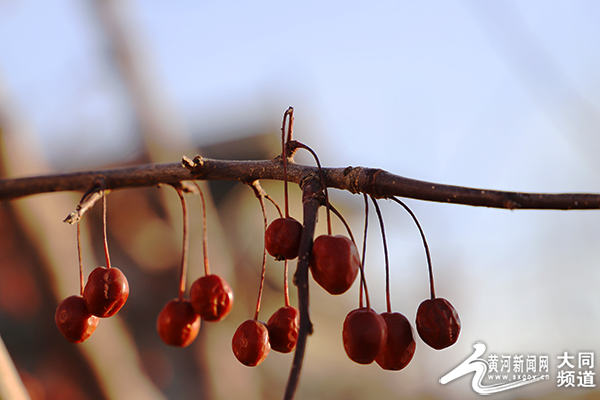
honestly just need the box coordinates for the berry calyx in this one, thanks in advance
[190,274,234,322]
[83,266,129,318]
[55,295,99,343]
[415,297,461,350]
[309,235,360,295]
[232,319,271,366]
[267,306,300,353]
[375,312,416,370]
[156,299,200,347]
[265,217,303,260]
[342,307,387,364]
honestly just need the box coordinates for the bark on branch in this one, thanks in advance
[1,155,600,210]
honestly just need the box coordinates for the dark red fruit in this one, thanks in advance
[416,297,461,350]
[375,312,416,370]
[55,295,99,343]
[232,319,270,366]
[309,235,360,295]
[83,266,129,318]
[267,306,300,353]
[265,217,303,260]
[156,299,200,347]
[342,308,388,364]
[190,274,234,322]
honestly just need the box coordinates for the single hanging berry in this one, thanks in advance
[267,306,300,353]
[55,295,99,343]
[83,266,129,318]
[265,217,303,260]
[232,319,271,366]
[190,274,234,322]
[375,312,416,370]
[415,297,460,350]
[156,299,201,347]
[309,235,360,295]
[342,307,388,364]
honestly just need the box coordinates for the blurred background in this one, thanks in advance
[1,1,599,399]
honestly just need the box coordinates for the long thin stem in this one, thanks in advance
[100,184,111,269]
[390,197,435,299]
[77,222,84,296]
[192,182,210,276]
[359,194,371,310]
[371,197,391,313]
[251,182,269,321]
[175,187,189,301]
[284,259,290,308]
[266,194,284,218]
[328,203,355,244]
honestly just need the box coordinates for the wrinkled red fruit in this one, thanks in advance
[83,266,129,318]
[265,217,303,260]
[190,274,234,322]
[267,306,300,353]
[375,312,416,370]
[342,308,388,364]
[232,319,270,366]
[55,295,99,343]
[416,298,461,350]
[309,235,360,295]
[156,299,200,347]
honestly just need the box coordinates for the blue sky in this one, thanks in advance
[1,1,600,399]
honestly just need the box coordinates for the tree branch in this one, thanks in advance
[284,174,320,400]
[1,155,600,210]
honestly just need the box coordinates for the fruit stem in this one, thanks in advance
[77,222,84,296]
[282,107,293,218]
[266,193,283,218]
[100,182,111,269]
[371,197,392,313]
[328,203,355,243]
[175,187,189,301]
[284,259,290,307]
[192,182,211,276]
[359,193,371,310]
[291,141,331,235]
[252,182,269,320]
[390,197,436,299]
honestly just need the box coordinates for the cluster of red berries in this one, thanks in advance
[231,180,302,366]
[56,108,461,386]
[229,110,317,367]
[55,189,130,343]
[55,266,129,343]
[230,221,301,366]
[156,184,234,348]
[342,297,461,369]
[341,196,461,370]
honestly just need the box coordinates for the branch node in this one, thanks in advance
[181,155,196,171]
